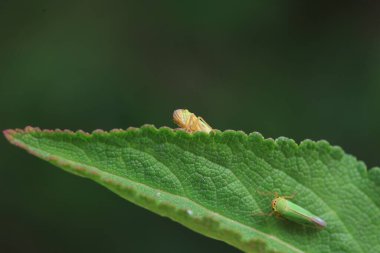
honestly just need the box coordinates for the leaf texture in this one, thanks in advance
[4,126,380,253]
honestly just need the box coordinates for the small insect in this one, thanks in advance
[173,109,213,133]
[260,192,327,229]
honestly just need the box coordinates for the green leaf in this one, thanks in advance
[4,126,380,253]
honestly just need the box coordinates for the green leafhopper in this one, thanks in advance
[173,109,213,133]
[265,192,327,229]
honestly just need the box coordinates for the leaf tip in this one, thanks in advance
[3,126,38,141]
[3,129,15,141]
[3,128,31,151]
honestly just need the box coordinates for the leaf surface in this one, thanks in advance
[4,126,380,253]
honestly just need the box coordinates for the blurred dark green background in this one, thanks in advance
[1,1,380,252]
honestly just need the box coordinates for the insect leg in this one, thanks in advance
[187,114,199,132]
[256,190,277,197]
[251,210,274,217]
[282,192,297,199]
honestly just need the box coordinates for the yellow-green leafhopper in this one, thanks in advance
[265,192,327,229]
[173,109,213,133]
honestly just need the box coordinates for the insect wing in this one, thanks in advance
[289,207,327,228]
[309,216,327,228]
[197,116,212,133]
[173,109,191,128]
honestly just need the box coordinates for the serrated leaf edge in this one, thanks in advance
[3,125,380,253]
